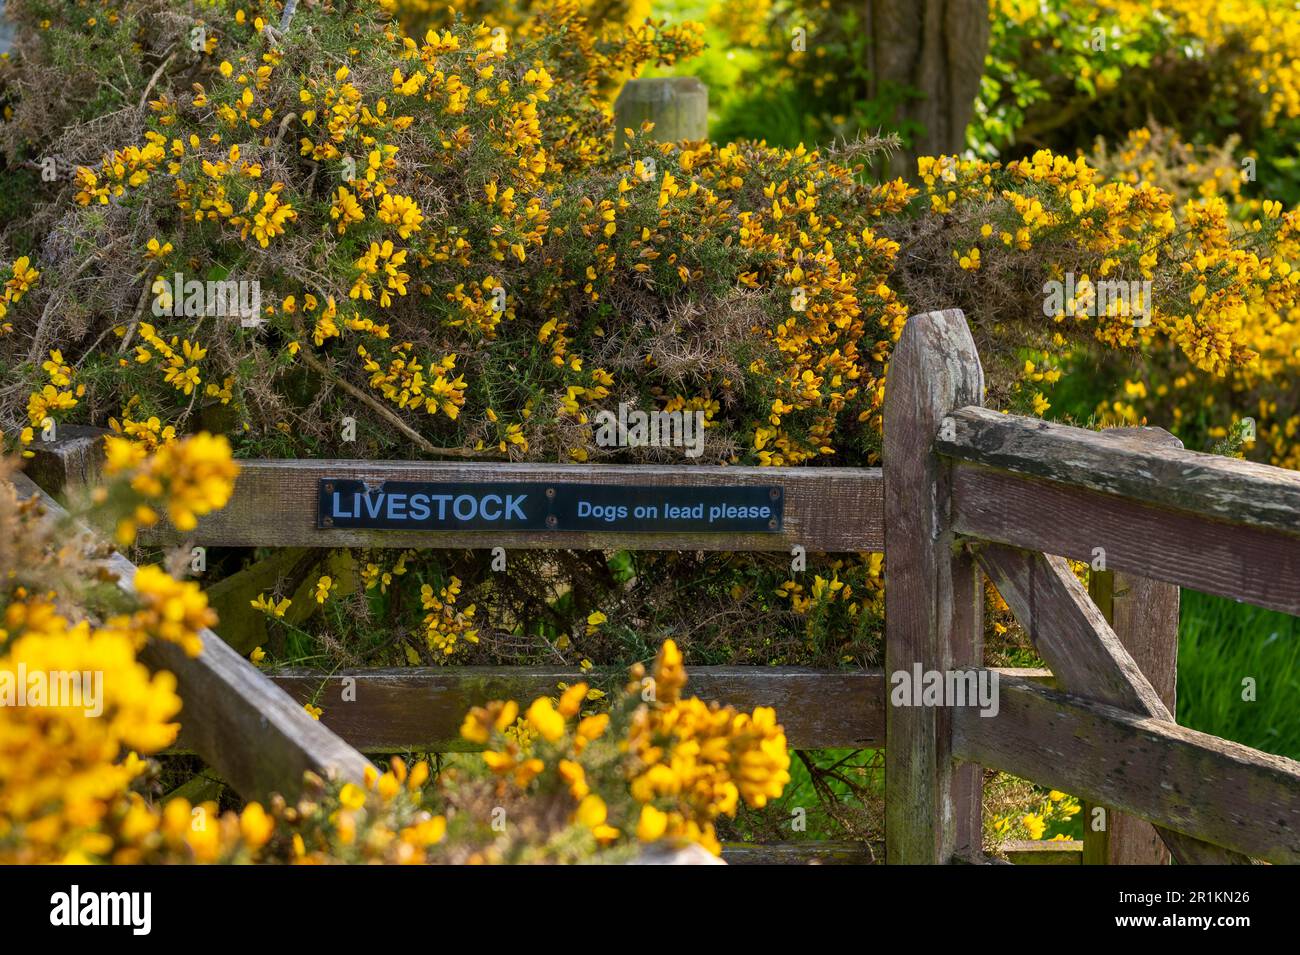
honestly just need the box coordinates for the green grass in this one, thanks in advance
[1177,587,1300,760]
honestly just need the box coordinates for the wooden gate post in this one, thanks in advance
[613,77,708,150]
[1084,426,1182,865]
[883,309,985,863]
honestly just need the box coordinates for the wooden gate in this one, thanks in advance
[18,307,1300,864]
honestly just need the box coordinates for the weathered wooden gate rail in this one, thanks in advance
[139,460,885,553]
[940,406,1300,615]
[258,666,1054,752]
[19,306,1300,865]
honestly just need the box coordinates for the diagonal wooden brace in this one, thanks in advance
[976,542,1250,864]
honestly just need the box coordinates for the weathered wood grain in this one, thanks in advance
[938,405,1300,536]
[255,666,1056,753]
[1098,569,1188,864]
[883,309,986,863]
[1082,565,1115,869]
[266,666,887,751]
[951,463,1300,615]
[1110,573,1180,720]
[23,425,109,497]
[140,460,884,553]
[721,841,877,865]
[722,836,1086,867]
[719,839,1082,865]
[613,76,709,149]
[9,473,372,802]
[977,544,1165,715]
[953,675,1300,864]
[978,543,1246,864]
[1088,427,1184,865]
[999,840,1083,864]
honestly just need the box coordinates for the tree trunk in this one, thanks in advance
[867,0,990,179]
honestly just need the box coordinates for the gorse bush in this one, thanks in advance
[1072,126,1300,469]
[3,0,1297,467]
[683,1,1300,462]
[890,148,1300,425]
[1,0,898,469]
[454,638,790,860]
[2,0,1300,677]
[384,0,654,75]
[0,435,234,862]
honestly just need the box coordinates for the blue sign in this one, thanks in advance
[317,480,783,533]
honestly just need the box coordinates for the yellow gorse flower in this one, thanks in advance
[460,641,791,857]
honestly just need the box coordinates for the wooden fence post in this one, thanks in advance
[1084,426,1182,865]
[613,76,708,150]
[883,309,985,863]
[24,425,109,498]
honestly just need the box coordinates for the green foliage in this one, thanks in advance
[1178,588,1300,761]
[727,747,882,846]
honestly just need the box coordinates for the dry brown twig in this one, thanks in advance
[288,322,506,460]
[137,49,178,112]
